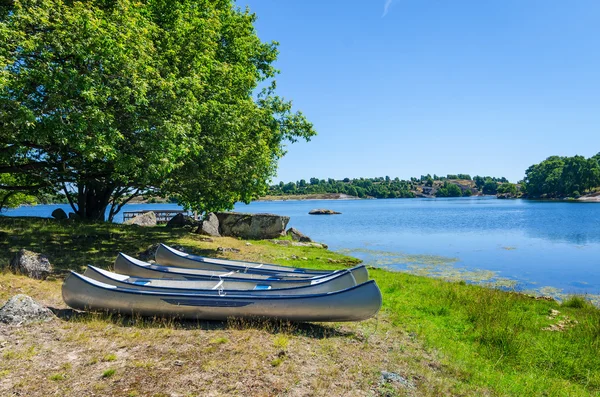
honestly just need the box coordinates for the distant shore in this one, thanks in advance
[256,193,361,201]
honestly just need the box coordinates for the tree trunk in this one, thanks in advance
[76,182,115,222]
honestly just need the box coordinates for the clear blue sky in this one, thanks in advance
[240,0,600,183]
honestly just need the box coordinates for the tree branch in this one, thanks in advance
[108,188,140,222]
[62,182,79,215]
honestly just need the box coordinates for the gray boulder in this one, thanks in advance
[308,209,341,215]
[196,212,220,237]
[138,243,187,261]
[286,227,312,242]
[0,295,55,325]
[9,249,53,279]
[51,208,68,220]
[216,212,289,239]
[166,213,197,228]
[124,211,157,226]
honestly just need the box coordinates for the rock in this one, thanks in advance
[308,209,341,215]
[269,240,327,249]
[51,208,68,220]
[0,295,55,325]
[138,243,186,261]
[9,249,53,279]
[166,213,197,228]
[286,227,312,242]
[198,237,214,243]
[196,212,220,237]
[216,212,289,239]
[217,247,240,253]
[379,371,415,389]
[123,211,157,227]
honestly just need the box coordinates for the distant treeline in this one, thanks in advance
[271,177,415,199]
[268,174,512,199]
[523,154,600,198]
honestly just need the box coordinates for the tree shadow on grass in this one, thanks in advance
[0,217,217,272]
[49,307,355,339]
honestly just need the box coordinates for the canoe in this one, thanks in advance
[83,265,358,294]
[62,272,382,322]
[155,244,369,283]
[115,253,369,286]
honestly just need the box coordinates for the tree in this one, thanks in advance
[482,179,498,195]
[0,0,315,220]
[436,182,462,197]
[496,183,517,196]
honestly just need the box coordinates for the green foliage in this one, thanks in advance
[482,179,499,195]
[496,182,517,196]
[268,176,415,199]
[0,0,315,220]
[523,154,600,198]
[435,182,463,197]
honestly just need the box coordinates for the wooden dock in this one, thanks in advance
[123,210,192,224]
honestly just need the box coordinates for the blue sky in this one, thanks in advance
[240,0,600,183]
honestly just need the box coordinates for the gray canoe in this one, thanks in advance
[155,244,368,283]
[115,253,369,287]
[84,265,358,294]
[62,272,382,322]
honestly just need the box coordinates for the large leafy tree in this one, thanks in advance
[0,0,315,220]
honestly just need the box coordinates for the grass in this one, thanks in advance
[101,368,116,378]
[48,373,66,381]
[0,217,599,396]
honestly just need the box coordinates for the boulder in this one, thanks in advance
[124,211,157,227]
[286,227,312,242]
[166,213,197,228]
[0,295,55,325]
[51,208,68,220]
[308,209,341,215]
[9,249,53,279]
[196,212,220,237]
[216,212,289,239]
[138,243,186,261]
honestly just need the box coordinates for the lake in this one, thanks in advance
[4,198,600,300]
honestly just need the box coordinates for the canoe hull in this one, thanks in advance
[83,265,357,295]
[62,273,382,322]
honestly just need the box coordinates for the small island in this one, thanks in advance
[309,208,342,215]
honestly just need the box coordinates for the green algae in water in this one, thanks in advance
[338,248,517,289]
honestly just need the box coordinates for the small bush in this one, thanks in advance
[561,295,588,309]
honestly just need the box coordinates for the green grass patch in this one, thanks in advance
[101,368,116,378]
[209,337,229,345]
[102,353,117,362]
[49,373,66,381]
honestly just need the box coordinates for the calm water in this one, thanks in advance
[4,198,600,298]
